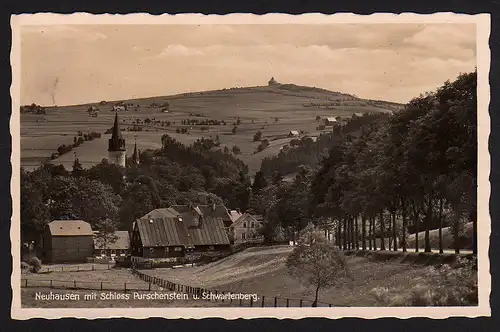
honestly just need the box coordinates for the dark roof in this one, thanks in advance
[136,207,230,247]
[47,220,93,236]
[94,231,130,250]
[108,112,126,151]
[173,204,233,224]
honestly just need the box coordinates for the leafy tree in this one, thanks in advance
[94,218,119,252]
[253,131,263,142]
[232,145,241,155]
[287,242,351,306]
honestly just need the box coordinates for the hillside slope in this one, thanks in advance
[21,83,403,173]
[146,245,434,306]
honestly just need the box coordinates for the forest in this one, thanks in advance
[249,71,477,253]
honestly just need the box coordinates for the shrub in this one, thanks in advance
[21,261,30,271]
[370,257,477,306]
[28,257,42,273]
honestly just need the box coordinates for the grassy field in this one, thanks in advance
[143,245,445,307]
[20,266,229,308]
[21,84,397,174]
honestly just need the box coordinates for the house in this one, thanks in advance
[130,205,231,259]
[323,117,338,126]
[231,213,264,244]
[288,130,300,137]
[93,230,130,258]
[43,220,94,263]
[112,105,126,112]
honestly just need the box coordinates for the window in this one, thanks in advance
[208,246,214,251]
[251,222,255,228]
[174,247,182,252]
[243,223,247,228]
[100,250,106,256]
[242,233,246,240]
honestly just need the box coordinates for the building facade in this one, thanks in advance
[131,205,231,260]
[43,220,94,263]
[93,230,130,258]
[108,112,126,167]
[231,213,264,245]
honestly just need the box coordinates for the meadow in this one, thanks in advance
[21,84,396,174]
[143,245,465,307]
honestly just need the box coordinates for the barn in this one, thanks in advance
[130,205,231,259]
[43,220,94,263]
[323,117,338,126]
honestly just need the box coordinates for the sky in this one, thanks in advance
[20,23,477,106]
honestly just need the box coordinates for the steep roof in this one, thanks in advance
[48,220,93,236]
[108,112,126,151]
[136,207,230,247]
[94,231,130,250]
[232,213,260,228]
[289,130,299,135]
[325,117,337,122]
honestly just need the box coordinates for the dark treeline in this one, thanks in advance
[21,136,250,245]
[250,71,477,254]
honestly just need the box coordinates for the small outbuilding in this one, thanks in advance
[43,220,94,263]
[94,230,130,258]
[323,117,338,126]
[231,213,264,245]
[288,130,300,137]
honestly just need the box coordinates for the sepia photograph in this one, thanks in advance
[10,13,490,319]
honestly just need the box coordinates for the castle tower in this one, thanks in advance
[108,112,126,167]
[132,137,140,166]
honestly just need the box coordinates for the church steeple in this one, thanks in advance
[108,112,126,152]
[132,137,139,165]
[108,111,126,167]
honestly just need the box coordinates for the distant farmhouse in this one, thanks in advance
[288,130,300,137]
[93,230,130,258]
[112,105,126,112]
[130,204,234,259]
[43,220,94,263]
[323,117,340,126]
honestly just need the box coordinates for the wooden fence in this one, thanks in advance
[132,269,334,307]
[21,278,159,291]
[36,264,112,273]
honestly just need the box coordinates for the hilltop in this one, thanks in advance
[21,81,404,174]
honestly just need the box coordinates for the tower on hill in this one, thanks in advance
[108,112,126,167]
[268,77,279,86]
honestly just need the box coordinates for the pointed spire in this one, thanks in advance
[132,136,139,165]
[112,111,122,141]
[108,111,126,152]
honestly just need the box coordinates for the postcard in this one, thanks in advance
[10,12,491,319]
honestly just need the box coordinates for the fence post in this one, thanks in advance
[250,297,253,307]
[274,297,277,307]
[329,304,332,307]
[25,279,28,287]
[124,283,127,292]
[50,280,53,288]
[77,266,79,272]
[149,282,151,291]
[61,266,63,272]
[286,299,289,307]
[100,281,103,291]
[73,280,77,289]
[261,296,265,307]
[239,298,242,307]
[300,299,303,307]
[92,265,94,271]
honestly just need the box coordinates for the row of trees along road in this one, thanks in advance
[249,71,477,254]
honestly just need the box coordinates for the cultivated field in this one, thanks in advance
[143,245,444,306]
[21,84,397,174]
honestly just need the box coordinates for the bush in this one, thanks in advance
[28,257,42,273]
[369,257,477,306]
[21,261,30,271]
